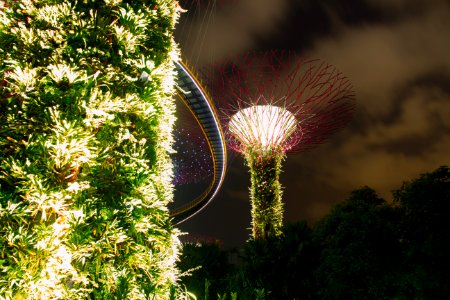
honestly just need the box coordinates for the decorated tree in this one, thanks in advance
[0,0,182,298]
[211,51,355,239]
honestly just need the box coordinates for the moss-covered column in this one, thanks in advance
[246,151,284,239]
[0,0,181,298]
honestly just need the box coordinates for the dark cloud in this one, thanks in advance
[302,0,450,202]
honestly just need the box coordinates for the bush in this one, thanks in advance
[0,1,181,298]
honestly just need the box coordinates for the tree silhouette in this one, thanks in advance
[177,167,450,299]
[177,242,232,299]
[393,166,450,299]
[313,187,402,299]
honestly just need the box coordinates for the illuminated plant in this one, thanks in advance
[211,51,355,239]
[0,0,182,298]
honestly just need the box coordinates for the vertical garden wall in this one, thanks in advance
[0,0,181,298]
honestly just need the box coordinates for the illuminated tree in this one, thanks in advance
[211,51,355,239]
[0,0,182,298]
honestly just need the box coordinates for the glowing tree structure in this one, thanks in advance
[211,51,355,239]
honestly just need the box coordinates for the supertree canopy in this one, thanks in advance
[228,103,298,155]
[210,51,355,239]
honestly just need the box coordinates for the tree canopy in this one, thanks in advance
[178,166,450,299]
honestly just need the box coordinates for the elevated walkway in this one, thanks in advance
[170,60,227,224]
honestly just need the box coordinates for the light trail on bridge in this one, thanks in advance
[170,60,227,225]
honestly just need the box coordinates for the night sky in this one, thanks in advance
[172,0,450,247]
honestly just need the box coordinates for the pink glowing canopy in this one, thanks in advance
[208,51,356,154]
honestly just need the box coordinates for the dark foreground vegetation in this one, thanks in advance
[177,166,450,300]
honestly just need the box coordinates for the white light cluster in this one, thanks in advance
[229,105,298,153]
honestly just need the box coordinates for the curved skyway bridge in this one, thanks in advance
[170,61,227,224]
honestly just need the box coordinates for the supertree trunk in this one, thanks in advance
[246,151,284,239]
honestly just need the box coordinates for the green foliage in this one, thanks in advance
[393,166,450,299]
[246,151,284,239]
[0,0,182,298]
[178,167,450,299]
[177,243,232,300]
[314,187,402,299]
[229,222,317,299]
[178,223,316,300]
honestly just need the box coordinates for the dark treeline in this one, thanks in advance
[177,166,450,299]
